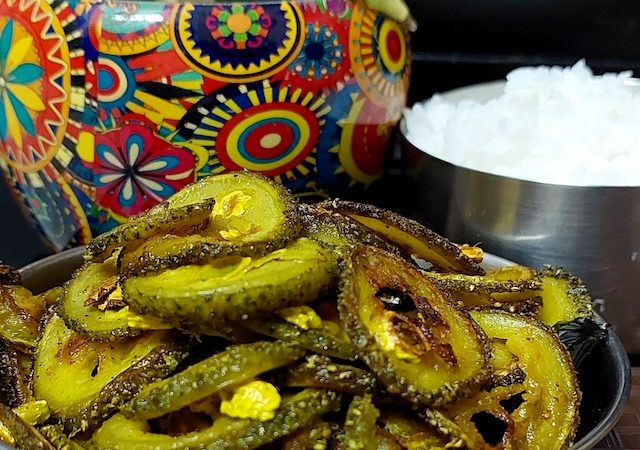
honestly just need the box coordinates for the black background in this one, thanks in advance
[3,0,640,267]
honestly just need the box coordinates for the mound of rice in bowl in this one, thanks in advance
[403,60,640,187]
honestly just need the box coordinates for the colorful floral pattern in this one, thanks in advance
[94,119,196,217]
[0,20,44,147]
[0,0,410,250]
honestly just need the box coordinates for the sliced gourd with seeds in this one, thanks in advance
[92,389,341,450]
[338,244,490,406]
[33,314,187,431]
[318,200,484,275]
[59,255,171,339]
[85,199,216,262]
[122,238,338,331]
[470,310,581,450]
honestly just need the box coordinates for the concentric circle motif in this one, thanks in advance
[317,84,393,187]
[171,2,305,82]
[284,7,350,93]
[0,0,71,179]
[12,174,91,249]
[96,54,137,120]
[177,81,330,189]
[89,2,174,55]
[349,0,410,118]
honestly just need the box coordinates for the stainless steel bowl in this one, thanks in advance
[0,247,628,450]
[400,81,640,353]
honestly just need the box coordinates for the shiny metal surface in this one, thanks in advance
[401,82,640,353]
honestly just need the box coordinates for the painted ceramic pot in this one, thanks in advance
[0,0,411,250]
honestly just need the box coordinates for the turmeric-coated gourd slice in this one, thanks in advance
[123,341,304,420]
[537,267,593,326]
[59,255,171,339]
[122,238,338,331]
[91,389,341,450]
[319,200,484,275]
[470,310,581,450]
[85,199,216,262]
[33,315,187,431]
[338,245,490,406]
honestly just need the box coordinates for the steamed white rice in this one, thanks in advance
[403,60,640,186]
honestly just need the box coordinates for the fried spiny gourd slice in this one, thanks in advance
[338,245,490,406]
[0,341,32,408]
[299,203,400,255]
[91,389,341,450]
[470,310,581,450]
[0,403,53,450]
[85,199,216,262]
[166,171,300,242]
[318,200,484,275]
[538,267,593,326]
[123,341,304,420]
[282,420,335,450]
[59,255,171,339]
[0,283,46,350]
[286,354,382,395]
[118,233,289,277]
[243,314,357,361]
[422,271,541,308]
[118,173,301,276]
[380,409,464,450]
[336,394,380,450]
[33,314,187,431]
[122,238,338,332]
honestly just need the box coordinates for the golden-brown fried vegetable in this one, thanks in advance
[92,389,341,450]
[282,420,334,450]
[85,200,216,262]
[33,314,187,431]
[0,341,32,408]
[168,171,300,243]
[337,395,380,450]
[123,238,338,332]
[339,245,490,406]
[0,403,54,450]
[286,354,382,395]
[59,256,171,339]
[538,267,592,326]
[13,400,50,426]
[118,234,291,277]
[470,310,581,450]
[0,284,45,349]
[422,271,541,308]
[123,341,304,420]
[380,409,456,450]
[244,316,357,361]
[300,203,400,255]
[319,200,484,275]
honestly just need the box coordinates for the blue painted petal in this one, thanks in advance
[8,63,43,84]
[6,89,35,136]
[0,21,13,68]
[0,94,7,140]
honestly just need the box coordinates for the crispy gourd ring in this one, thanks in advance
[318,200,484,275]
[91,389,341,450]
[470,310,581,450]
[538,267,593,326]
[33,315,187,431]
[338,245,490,406]
[122,238,338,332]
[59,255,171,339]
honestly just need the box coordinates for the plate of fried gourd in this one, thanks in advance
[0,172,620,450]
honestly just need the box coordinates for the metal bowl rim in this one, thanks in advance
[401,80,640,190]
